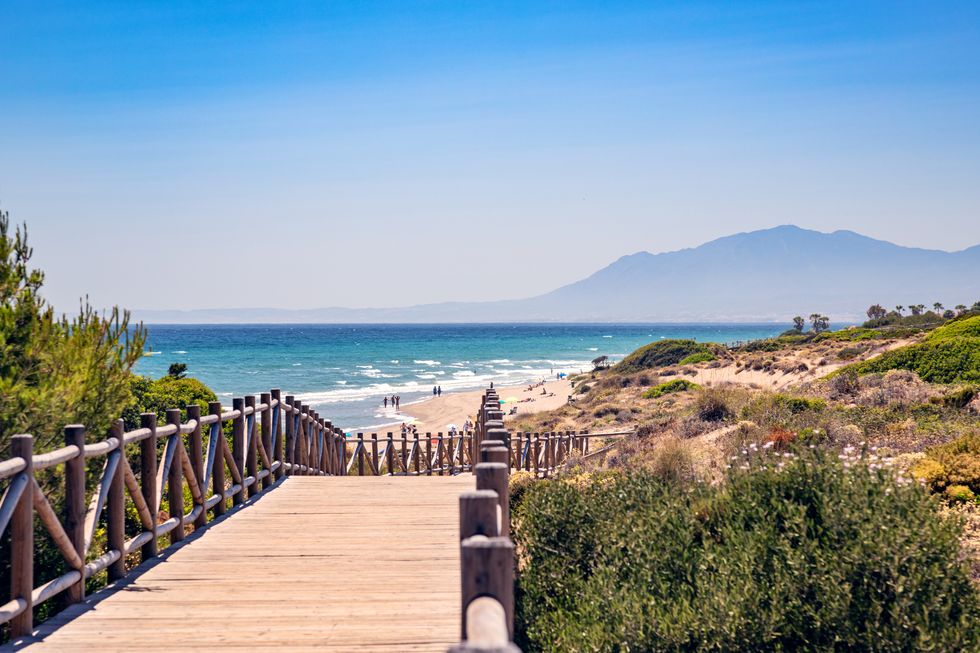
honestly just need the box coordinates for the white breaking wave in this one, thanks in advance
[413,360,441,366]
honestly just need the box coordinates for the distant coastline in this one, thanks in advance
[133,322,786,430]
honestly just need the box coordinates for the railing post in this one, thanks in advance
[271,389,284,480]
[340,429,349,475]
[284,395,295,476]
[401,433,408,474]
[64,424,87,603]
[476,462,509,536]
[232,398,246,505]
[299,403,310,475]
[426,432,433,476]
[311,408,319,473]
[322,418,331,475]
[324,419,335,475]
[209,402,226,517]
[448,431,456,475]
[460,490,499,539]
[10,434,34,637]
[533,434,540,477]
[260,393,273,489]
[140,412,159,561]
[357,433,365,476]
[413,433,421,475]
[386,433,394,475]
[245,396,259,497]
[371,434,379,475]
[187,405,206,529]
[166,409,185,544]
[107,419,127,579]
[459,537,516,642]
[310,410,320,474]
[437,433,445,476]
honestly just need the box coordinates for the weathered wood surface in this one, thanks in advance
[8,475,473,652]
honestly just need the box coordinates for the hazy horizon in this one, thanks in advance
[3,1,979,312]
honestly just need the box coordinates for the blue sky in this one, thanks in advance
[1,1,979,311]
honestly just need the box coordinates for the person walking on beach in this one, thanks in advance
[384,396,388,409]
[437,386,442,396]
[433,386,437,396]
[395,396,400,409]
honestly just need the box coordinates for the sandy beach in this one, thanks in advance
[393,379,573,433]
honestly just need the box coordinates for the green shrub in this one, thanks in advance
[643,379,699,399]
[935,386,977,409]
[121,375,218,429]
[914,433,980,495]
[678,351,716,365]
[780,395,826,413]
[693,388,732,422]
[513,449,980,652]
[945,484,976,503]
[616,339,712,373]
[592,404,620,418]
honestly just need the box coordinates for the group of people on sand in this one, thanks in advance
[525,380,555,397]
[383,395,401,409]
[432,386,442,396]
[400,422,417,436]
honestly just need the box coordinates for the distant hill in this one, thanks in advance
[136,225,980,324]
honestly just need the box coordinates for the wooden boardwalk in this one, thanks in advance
[9,476,473,652]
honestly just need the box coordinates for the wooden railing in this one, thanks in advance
[338,428,629,477]
[342,431,475,476]
[0,388,354,637]
[450,387,521,653]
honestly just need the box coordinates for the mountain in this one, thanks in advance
[136,226,980,323]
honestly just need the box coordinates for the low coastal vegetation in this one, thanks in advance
[510,303,980,650]
[513,449,979,652]
[642,378,699,399]
[615,339,717,373]
[845,314,980,383]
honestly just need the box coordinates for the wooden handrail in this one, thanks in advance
[450,387,522,652]
[0,387,327,638]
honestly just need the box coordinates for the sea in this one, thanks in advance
[134,323,784,430]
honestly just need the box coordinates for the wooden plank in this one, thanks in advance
[13,476,473,652]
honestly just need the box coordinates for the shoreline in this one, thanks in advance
[350,377,574,434]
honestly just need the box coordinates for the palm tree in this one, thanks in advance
[955,304,967,316]
[792,316,805,332]
[866,304,886,320]
[810,314,830,333]
[809,313,821,331]
[895,305,904,315]
[933,302,944,313]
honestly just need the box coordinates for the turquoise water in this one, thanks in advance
[135,323,784,429]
